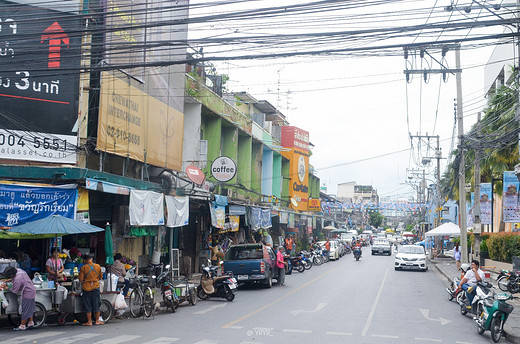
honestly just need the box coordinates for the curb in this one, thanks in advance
[430,260,520,343]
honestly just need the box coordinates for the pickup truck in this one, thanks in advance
[222,243,279,288]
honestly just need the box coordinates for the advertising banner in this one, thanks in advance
[467,193,474,228]
[165,196,189,228]
[480,183,492,225]
[261,209,272,229]
[0,1,81,163]
[0,183,76,228]
[308,198,321,211]
[503,171,520,222]
[97,73,184,171]
[129,190,165,226]
[281,126,310,211]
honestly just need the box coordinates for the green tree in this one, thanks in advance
[369,211,384,228]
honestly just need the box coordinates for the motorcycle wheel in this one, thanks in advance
[224,287,235,302]
[497,276,509,292]
[476,304,485,335]
[355,256,360,261]
[313,256,323,266]
[303,259,312,270]
[323,255,330,263]
[507,280,520,294]
[197,285,209,300]
[296,263,305,273]
[188,289,197,306]
[490,316,503,343]
[460,303,468,316]
[447,285,454,301]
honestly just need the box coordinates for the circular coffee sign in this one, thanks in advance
[211,156,237,182]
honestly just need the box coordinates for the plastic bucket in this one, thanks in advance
[150,251,161,265]
[52,289,65,305]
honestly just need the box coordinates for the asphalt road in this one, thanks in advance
[0,247,497,344]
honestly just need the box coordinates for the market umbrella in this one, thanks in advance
[323,225,337,231]
[105,223,114,265]
[330,228,348,234]
[9,214,105,235]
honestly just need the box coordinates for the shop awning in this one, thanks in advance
[128,227,158,237]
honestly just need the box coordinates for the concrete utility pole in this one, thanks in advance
[456,45,468,264]
[474,112,482,261]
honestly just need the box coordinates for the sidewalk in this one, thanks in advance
[430,257,520,344]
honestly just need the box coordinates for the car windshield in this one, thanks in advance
[399,246,424,254]
[225,246,263,260]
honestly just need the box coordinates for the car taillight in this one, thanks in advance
[260,261,265,273]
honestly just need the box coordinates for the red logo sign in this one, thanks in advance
[41,22,69,69]
[185,165,205,186]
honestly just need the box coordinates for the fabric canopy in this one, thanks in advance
[9,214,105,235]
[425,222,461,237]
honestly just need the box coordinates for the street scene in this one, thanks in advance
[1,0,520,343]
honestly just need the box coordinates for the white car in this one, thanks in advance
[318,241,340,260]
[394,245,428,271]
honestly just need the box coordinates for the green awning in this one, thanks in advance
[0,230,64,239]
[129,227,158,237]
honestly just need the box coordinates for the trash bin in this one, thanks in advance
[52,289,65,305]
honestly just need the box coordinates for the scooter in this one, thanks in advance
[497,270,520,294]
[300,251,313,270]
[197,265,237,302]
[476,290,517,342]
[154,264,179,313]
[446,263,469,302]
[289,255,305,273]
[460,281,494,316]
[353,247,362,261]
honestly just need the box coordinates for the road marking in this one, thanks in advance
[282,329,312,334]
[361,267,389,337]
[456,342,474,344]
[141,337,180,344]
[221,267,340,328]
[414,338,442,342]
[371,334,399,339]
[0,331,66,344]
[325,331,353,336]
[226,325,244,329]
[290,302,327,316]
[192,341,218,344]
[49,333,103,344]
[419,308,451,325]
[194,303,227,315]
[93,335,141,344]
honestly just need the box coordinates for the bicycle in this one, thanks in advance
[129,275,154,318]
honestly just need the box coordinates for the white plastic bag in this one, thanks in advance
[114,293,127,311]
[0,290,8,309]
[57,285,68,300]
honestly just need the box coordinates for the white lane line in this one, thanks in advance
[282,329,312,334]
[193,303,227,315]
[226,325,244,329]
[325,331,353,336]
[372,334,399,339]
[48,333,103,344]
[93,335,141,344]
[0,331,66,344]
[193,341,218,344]
[141,337,180,344]
[415,338,442,342]
[361,267,389,337]
[456,342,474,344]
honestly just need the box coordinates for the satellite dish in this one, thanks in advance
[291,198,298,207]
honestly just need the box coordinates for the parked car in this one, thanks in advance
[371,239,392,256]
[318,240,340,260]
[222,243,278,288]
[394,245,428,271]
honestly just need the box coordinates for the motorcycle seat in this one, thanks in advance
[214,276,230,282]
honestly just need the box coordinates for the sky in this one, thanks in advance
[188,0,514,201]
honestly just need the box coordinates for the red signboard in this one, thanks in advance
[185,165,205,186]
[281,126,309,153]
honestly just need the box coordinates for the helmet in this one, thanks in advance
[461,263,470,273]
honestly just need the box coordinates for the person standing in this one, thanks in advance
[276,246,286,286]
[3,266,35,331]
[453,242,462,271]
[78,254,104,326]
[284,236,293,255]
[46,248,65,282]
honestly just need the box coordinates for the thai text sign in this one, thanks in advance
[0,183,76,228]
[0,1,80,163]
[98,72,184,171]
[281,126,309,211]
[503,171,520,223]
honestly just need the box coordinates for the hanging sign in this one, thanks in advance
[185,165,205,185]
[211,156,236,182]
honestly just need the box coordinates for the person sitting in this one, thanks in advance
[111,253,130,297]
[46,248,65,282]
[454,260,485,309]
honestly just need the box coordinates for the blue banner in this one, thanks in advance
[503,171,520,223]
[0,184,77,228]
[480,183,492,225]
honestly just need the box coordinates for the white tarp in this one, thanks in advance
[165,196,189,228]
[425,222,460,237]
[129,190,165,226]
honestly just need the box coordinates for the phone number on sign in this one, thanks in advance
[106,125,141,145]
[0,133,71,152]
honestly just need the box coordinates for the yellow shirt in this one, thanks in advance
[79,262,102,291]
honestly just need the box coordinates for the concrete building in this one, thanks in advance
[337,181,379,204]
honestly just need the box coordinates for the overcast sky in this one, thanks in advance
[189,0,512,201]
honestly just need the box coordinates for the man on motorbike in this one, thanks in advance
[454,259,485,309]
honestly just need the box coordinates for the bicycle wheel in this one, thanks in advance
[497,276,509,292]
[129,289,143,318]
[143,287,154,318]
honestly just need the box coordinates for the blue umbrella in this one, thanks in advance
[9,214,105,234]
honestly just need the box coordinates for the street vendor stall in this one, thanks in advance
[4,215,116,326]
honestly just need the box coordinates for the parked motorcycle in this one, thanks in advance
[460,281,493,316]
[310,249,324,266]
[289,256,305,273]
[197,265,237,302]
[300,251,313,270]
[353,247,362,261]
[497,270,520,294]
[154,264,179,313]
[446,263,470,302]
[475,290,517,342]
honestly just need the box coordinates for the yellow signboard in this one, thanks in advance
[308,198,321,212]
[97,72,184,171]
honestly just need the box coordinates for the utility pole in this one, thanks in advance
[474,112,482,262]
[456,44,468,264]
